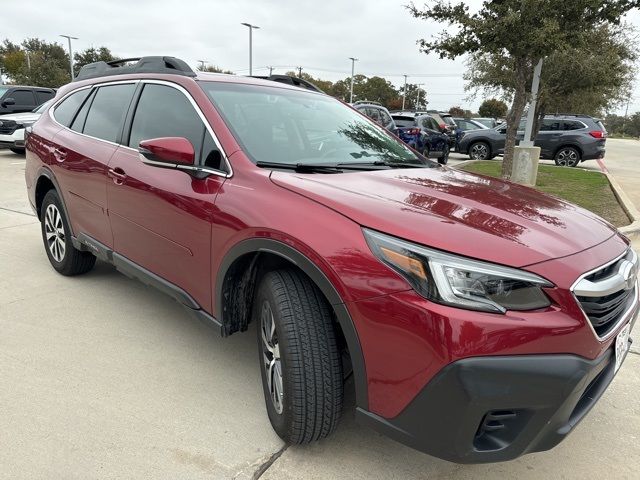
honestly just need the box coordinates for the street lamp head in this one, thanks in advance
[60,34,78,40]
[241,22,260,29]
[349,57,358,62]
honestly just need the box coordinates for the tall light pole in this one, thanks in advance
[401,74,408,110]
[197,60,207,71]
[241,22,260,76]
[60,35,78,80]
[349,57,358,103]
[415,83,425,110]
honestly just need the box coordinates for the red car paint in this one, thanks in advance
[25,72,635,430]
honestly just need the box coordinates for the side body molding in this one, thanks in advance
[216,238,369,410]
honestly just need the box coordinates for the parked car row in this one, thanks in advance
[457,115,607,166]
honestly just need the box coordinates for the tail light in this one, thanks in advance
[407,128,421,135]
[589,130,607,139]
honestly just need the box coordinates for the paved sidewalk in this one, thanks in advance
[1,148,639,479]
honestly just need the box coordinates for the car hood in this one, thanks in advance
[270,166,618,268]
[0,112,40,123]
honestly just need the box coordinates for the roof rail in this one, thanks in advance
[249,75,325,93]
[547,113,592,118]
[74,56,196,82]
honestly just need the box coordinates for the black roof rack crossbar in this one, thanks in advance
[249,75,325,93]
[74,56,196,82]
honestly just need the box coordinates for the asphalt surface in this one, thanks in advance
[1,141,639,479]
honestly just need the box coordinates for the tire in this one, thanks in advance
[255,269,343,445]
[554,147,581,167]
[10,148,25,155]
[469,141,491,160]
[40,190,96,276]
[438,144,450,165]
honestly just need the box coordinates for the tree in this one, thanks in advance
[477,99,508,119]
[200,64,235,74]
[399,83,427,110]
[408,0,638,179]
[448,106,466,117]
[357,76,399,105]
[0,38,70,87]
[74,47,118,76]
[468,23,637,136]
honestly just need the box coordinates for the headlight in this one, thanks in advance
[364,229,553,313]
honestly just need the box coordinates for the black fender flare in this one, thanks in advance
[216,238,369,410]
[35,167,75,236]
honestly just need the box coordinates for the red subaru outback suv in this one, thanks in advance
[25,57,638,463]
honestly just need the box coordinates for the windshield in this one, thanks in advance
[199,82,426,166]
[33,100,53,113]
[0,86,10,97]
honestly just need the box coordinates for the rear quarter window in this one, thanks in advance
[53,89,92,127]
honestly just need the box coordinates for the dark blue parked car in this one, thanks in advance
[391,113,450,164]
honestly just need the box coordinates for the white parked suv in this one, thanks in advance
[0,100,52,154]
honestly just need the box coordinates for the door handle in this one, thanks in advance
[53,148,67,162]
[108,167,127,185]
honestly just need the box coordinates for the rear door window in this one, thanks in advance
[128,83,205,160]
[36,90,55,104]
[53,89,92,127]
[540,119,562,131]
[83,84,136,143]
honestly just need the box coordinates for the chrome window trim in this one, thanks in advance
[47,78,232,179]
[570,248,639,341]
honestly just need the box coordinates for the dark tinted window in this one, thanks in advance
[541,119,563,131]
[563,120,585,130]
[379,109,392,126]
[128,84,204,158]
[71,90,95,133]
[392,116,416,128]
[83,84,135,142]
[12,89,36,105]
[53,89,92,127]
[202,130,223,170]
[36,90,55,104]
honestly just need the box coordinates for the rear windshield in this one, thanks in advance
[200,82,424,166]
[391,116,416,128]
[442,116,456,126]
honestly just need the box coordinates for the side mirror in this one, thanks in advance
[1,97,16,107]
[139,137,195,167]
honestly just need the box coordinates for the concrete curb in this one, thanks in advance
[605,173,640,240]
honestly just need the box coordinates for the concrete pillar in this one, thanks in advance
[511,146,541,186]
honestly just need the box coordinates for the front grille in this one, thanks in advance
[0,120,18,135]
[576,287,635,337]
[573,249,638,339]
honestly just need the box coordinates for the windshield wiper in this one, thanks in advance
[256,161,344,173]
[340,160,427,169]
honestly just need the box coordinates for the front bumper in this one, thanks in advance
[0,128,26,148]
[357,335,633,463]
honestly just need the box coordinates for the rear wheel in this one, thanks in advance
[554,147,581,167]
[40,190,96,276]
[255,269,343,444]
[469,142,491,160]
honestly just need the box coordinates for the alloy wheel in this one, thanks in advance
[555,148,579,167]
[470,143,488,160]
[44,204,66,262]
[261,301,284,414]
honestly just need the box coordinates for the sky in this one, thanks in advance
[2,0,639,114]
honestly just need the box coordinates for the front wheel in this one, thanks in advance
[255,269,343,444]
[40,190,96,276]
[554,147,581,167]
[469,142,491,160]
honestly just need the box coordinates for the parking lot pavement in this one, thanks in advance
[1,148,639,479]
